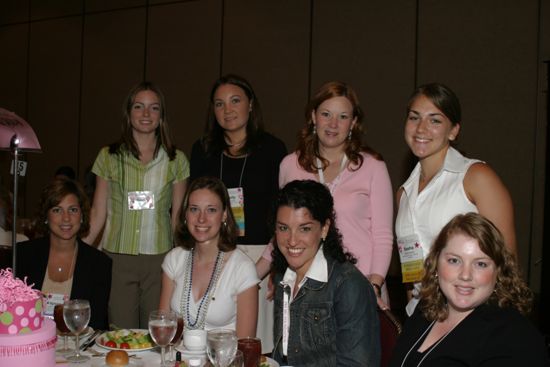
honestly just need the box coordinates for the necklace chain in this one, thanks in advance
[50,245,78,276]
[180,248,224,330]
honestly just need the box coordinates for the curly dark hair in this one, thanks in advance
[175,176,238,252]
[271,180,356,274]
[201,74,264,156]
[109,81,177,161]
[35,178,91,238]
[420,213,532,321]
[296,81,382,173]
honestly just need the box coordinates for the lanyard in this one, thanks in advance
[220,153,248,187]
[281,282,291,356]
[316,155,347,194]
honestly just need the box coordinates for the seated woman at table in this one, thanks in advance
[389,213,549,366]
[159,176,259,337]
[16,178,112,329]
[271,180,380,367]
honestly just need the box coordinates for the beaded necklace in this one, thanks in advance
[180,248,225,330]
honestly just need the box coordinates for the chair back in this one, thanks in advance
[379,308,402,367]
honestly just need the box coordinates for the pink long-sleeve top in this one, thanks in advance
[264,151,394,278]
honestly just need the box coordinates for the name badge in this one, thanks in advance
[228,187,245,236]
[43,292,69,319]
[397,234,424,283]
[128,191,155,210]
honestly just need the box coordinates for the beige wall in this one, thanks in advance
[0,0,547,292]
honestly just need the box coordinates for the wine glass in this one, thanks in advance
[166,312,184,364]
[63,299,91,363]
[230,350,244,367]
[54,303,72,354]
[207,329,238,367]
[149,310,177,367]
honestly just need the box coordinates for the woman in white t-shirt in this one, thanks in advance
[159,176,259,337]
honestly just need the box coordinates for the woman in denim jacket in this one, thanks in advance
[271,180,380,366]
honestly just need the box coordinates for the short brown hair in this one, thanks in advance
[36,178,91,237]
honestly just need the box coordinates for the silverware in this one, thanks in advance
[81,330,102,351]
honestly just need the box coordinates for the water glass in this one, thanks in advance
[166,313,184,364]
[149,310,177,367]
[207,329,238,367]
[63,299,91,362]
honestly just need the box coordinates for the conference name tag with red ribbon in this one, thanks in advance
[397,234,424,283]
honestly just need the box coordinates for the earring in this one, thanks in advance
[348,130,352,140]
[183,219,187,225]
[44,220,48,225]
[312,124,317,135]
[223,221,227,227]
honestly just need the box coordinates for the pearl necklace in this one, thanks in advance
[180,249,224,330]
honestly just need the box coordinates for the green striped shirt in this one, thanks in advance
[92,146,189,255]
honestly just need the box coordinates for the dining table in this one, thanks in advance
[54,332,206,367]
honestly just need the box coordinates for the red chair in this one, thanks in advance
[379,308,402,367]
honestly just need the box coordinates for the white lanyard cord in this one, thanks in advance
[281,283,291,356]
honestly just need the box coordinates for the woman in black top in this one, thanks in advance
[389,213,548,366]
[190,74,286,352]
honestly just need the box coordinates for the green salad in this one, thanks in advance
[101,329,153,349]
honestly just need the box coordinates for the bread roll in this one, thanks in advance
[105,350,129,367]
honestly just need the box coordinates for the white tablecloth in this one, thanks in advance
[56,334,163,367]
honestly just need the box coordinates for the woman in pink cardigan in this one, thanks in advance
[257,81,394,307]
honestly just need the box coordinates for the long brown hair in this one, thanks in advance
[297,81,381,173]
[109,81,177,160]
[420,213,532,321]
[201,74,264,156]
[175,176,237,252]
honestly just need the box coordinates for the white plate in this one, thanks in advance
[96,329,154,352]
[264,357,279,367]
[94,360,144,367]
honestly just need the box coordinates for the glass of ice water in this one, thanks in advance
[149,310,177,367]
[63,299,91,362]
[207,329,238,367]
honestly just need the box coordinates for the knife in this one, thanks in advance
[81,330,102,351]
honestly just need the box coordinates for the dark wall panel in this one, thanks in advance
[417,0,540,272]
[0,25,28,117]
[0,0,29,25]
[0,24,29,205]
[147,0,222,155]
[25,17,83,215]
[222,0,311,148]
[79,8,147,176]
[30,0,83,21]
[311,0,417,189]
[85,0,146,13]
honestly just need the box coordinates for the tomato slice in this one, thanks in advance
[120,342,130,349]
[105,340,117,348]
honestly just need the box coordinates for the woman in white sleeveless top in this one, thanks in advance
[395,83,516,315]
